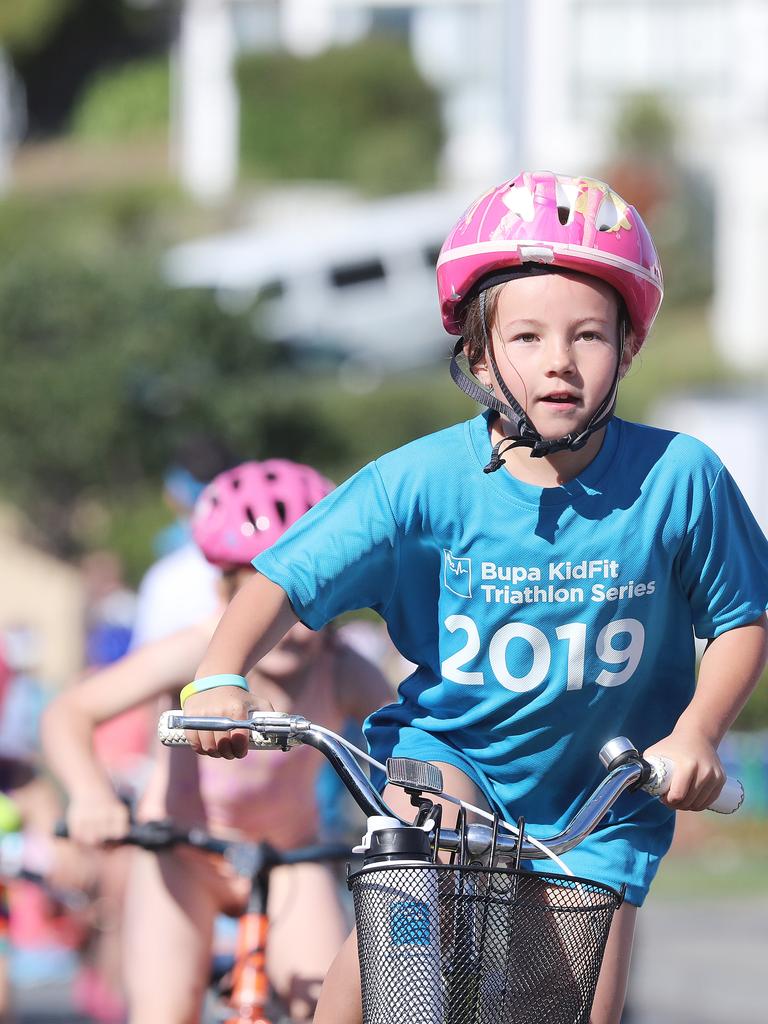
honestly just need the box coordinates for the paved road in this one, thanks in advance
[11,975,85,1024]
[626,896,767,1024]
[11,897,766,1022]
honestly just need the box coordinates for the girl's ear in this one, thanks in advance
[618,335,634,380]
[466,340,493,389]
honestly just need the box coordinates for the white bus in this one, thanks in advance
[163,187,473,374]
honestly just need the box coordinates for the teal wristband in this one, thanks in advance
[180,673,250,708]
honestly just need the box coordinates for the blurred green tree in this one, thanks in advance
[6,0,167,136]
[0,0,74,53]
[734,668,768,731]
[68,36,443,194]
[0,192,473,563]
[0,197,288,553]
[614,90,676,158]
[70,56,169,142]
[602,90,714,304]
[237,38,442,193]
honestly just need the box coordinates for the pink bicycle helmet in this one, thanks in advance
[437,170,663,353]
[192,459,334,568]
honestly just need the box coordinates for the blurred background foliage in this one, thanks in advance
[237,40,442,193]
[0,45,738,568]
[0,0,75,54]
[68,37,442,194]
[70,55,170,143]
[603,91,715,305]
[1,1,765,732]
[3,0,167,137]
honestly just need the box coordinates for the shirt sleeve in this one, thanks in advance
[678,464,768,638]
[253,461,401,630]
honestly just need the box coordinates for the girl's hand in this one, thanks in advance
[66,792,130,846]
[182,685,257,759]
[643,726,726,811]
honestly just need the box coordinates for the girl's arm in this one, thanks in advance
[41,619,214,844]
[183,573,299,758]
[644,613,768,810]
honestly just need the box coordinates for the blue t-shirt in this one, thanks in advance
[255,415,768,903]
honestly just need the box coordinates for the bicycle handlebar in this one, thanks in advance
[157,710,744,862]
[54,817,231,854]
[54,817,350,878]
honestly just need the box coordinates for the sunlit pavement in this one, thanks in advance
[13,979,88,1023]
[625,897,767,1024]
[10,898,766,1023]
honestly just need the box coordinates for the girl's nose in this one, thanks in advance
[544,340,575,374]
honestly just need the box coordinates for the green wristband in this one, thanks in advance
[180,673,250,709]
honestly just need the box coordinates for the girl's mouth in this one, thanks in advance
[541,392,578,405]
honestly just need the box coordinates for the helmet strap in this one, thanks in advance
[448,292,627,473]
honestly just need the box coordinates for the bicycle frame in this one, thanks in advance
[220,841,348,1024]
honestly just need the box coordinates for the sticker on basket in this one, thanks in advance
[390,900,432,946]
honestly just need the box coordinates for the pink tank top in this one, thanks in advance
[161,646,346,849]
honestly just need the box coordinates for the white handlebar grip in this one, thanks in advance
[643,755,744,814]
[156,711,287,750]
[157,710,191,746]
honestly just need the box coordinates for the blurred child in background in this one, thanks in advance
[42,459,393,1024]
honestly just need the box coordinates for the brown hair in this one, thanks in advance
[461,283,506,370]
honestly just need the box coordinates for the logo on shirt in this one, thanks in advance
[443,550,472,598]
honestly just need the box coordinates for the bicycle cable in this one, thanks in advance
[313,724,572,874]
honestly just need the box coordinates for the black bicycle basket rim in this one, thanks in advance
[348,861,624,910]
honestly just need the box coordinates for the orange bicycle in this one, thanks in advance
[55,819,348,1024]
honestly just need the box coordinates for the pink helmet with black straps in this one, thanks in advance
[192,459,334,568]
[437,170,663,353]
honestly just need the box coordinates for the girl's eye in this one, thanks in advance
[577,330,603,342]
[511,332,537,344]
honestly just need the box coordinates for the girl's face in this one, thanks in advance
[259,620,325,680]
[222,568,324,680]
[475,271,632,441]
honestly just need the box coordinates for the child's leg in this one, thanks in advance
[589,901,637,1024]
[313,929,361,1024]
[122,847,222,1024]
[314,762,489,1024]
[0,952,10,1024]
[266,861,349,1021]
[88,846,133,1015]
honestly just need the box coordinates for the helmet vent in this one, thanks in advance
[555,178,579,225]
[245,506,271,532]
[265,471,278,481]
[596,193,621,231]
[275,499,287,524]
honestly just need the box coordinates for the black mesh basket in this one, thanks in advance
[349,862,623,1024]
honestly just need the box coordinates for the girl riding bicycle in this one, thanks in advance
[42,459,393,1024]
[182,172,768,1024]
